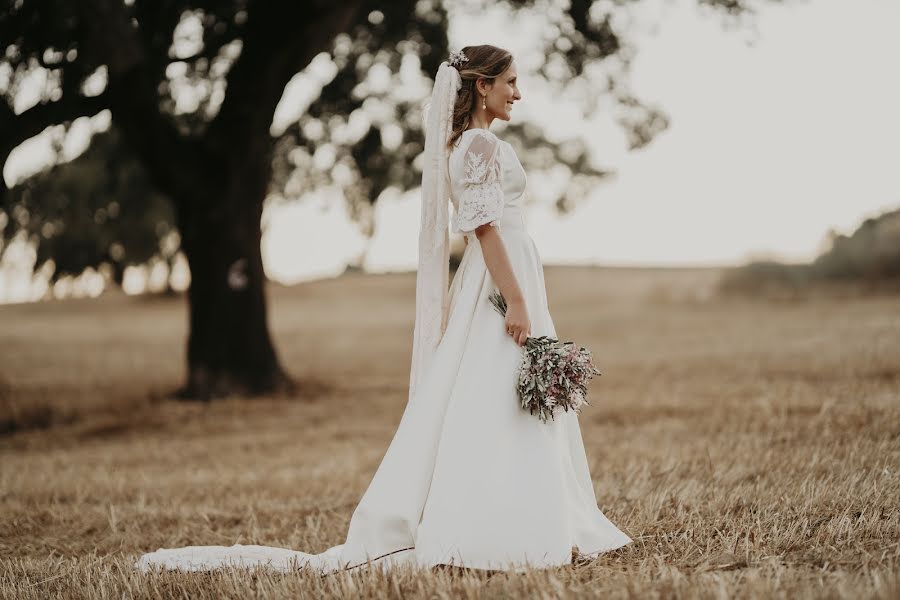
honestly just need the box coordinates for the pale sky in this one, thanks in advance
[2,0,899,299]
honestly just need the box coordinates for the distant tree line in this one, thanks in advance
[719,206,900,297]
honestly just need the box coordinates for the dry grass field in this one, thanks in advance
[1,266,898,599]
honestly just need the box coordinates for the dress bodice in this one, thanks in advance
[447,128,527,235]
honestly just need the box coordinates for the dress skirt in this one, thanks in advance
[136,205,631,574]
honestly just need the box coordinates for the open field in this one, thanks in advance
[1,266,898,599]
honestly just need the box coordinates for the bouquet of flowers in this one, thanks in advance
[489,291,601,423]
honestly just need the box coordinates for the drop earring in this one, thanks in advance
[482,95,486,110]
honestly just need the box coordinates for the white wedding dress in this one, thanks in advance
[137,128,632,574]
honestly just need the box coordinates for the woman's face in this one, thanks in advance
[483,60,522,121]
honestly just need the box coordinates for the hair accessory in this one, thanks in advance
[448,50,468,69]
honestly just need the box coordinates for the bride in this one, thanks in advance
[137,44,632,574]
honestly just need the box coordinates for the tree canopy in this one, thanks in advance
[1,0,772,286]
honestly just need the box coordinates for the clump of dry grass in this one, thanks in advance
[1,267,898,599]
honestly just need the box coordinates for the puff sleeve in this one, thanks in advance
[452,131,504,234]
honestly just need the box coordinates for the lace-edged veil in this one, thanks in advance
[408,61,462,403]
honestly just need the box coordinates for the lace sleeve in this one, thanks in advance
[452,131,504,234]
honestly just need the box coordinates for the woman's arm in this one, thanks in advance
[473,224,531,346]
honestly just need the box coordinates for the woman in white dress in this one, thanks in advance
[137,44,632,574]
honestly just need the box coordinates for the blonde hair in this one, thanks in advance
[447,45,513,148]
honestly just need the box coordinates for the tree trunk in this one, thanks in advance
[173,151,295,401]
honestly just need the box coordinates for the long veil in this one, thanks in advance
[136,63,461,574]
[408,61,460,402]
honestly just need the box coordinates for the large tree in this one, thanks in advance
[0,0,775,400]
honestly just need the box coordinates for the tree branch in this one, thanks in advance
[0,91,110,189]
[207,0,368,151]
[75,0,209,200]
[4,91,109,142]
